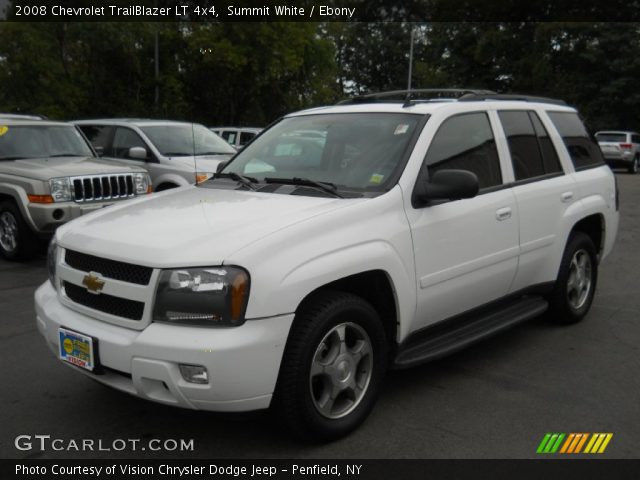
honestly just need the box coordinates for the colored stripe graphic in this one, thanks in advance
[538,433,613,454]
[537,433,565,453]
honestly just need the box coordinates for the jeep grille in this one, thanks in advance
[71,174,135,202]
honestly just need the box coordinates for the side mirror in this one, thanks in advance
[128,146,147,160]
[414,169,479,205]
[216,160,228,173]
[94,146,104,157]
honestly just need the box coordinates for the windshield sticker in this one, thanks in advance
[0,126,8,136]
[369,173,384,184]
[394,124,409,135]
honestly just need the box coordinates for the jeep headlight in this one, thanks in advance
[153,267,250,326]
[47,237,57,287]
[133,173,152,195]
[49,177,72,202]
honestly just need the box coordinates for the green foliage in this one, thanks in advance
[1,19,639,131]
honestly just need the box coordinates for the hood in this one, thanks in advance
[56,186,362,267]
[169,154,234,173]
[1,156,146,181]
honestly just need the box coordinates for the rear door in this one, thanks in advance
[496,109,577,292]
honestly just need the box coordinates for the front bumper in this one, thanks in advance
[27,201,120,236]
[35,282,294,412]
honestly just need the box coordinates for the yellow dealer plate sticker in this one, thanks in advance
[0,126,8,136]
[58,327,95,372]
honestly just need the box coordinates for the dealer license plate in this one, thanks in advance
[58,327,95,372]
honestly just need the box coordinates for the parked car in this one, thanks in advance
[37,90,618,441]
[75,119,237,190]
[0,119,151,260]
[595,130,640,174]
[210,126,262,150]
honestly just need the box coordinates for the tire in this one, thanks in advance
[547,232,598,324]
[273,291,388,442]
[628,156,639,174]
[0,200,39,261]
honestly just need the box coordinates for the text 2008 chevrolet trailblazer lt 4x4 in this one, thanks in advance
[36,90,619,441]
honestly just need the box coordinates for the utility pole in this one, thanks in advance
[407,25,415,91]
[154,1,160,111]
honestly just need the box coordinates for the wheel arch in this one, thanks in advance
[570,213,605,259]
[294,270,400,357]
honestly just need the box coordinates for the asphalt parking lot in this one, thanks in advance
[1,173,638,460]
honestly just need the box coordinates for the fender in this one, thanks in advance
[0,182,38,231]
[229,187,418,342]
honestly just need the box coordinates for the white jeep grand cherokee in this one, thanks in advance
[36,90,619,441]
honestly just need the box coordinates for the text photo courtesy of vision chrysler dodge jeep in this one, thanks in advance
[36,90,618,441]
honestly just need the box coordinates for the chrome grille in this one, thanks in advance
[71,174,135,202]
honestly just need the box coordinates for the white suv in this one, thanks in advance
[36,90,619,441]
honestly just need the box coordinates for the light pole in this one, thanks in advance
[407,24,415,91]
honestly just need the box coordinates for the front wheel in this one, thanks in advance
[547,232,598,324]
[274,291,388,442]
[629,156,639,174]
[0,201,39,260]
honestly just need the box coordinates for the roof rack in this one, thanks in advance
[458,93,567,106]
[336,90,568,107]
[337,89,497,107]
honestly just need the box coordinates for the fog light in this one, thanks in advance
[179,364,209,384]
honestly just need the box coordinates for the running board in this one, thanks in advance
[393,296,549,369]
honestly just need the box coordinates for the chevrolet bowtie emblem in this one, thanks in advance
[82,272,105,294]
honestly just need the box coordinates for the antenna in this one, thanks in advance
[405,25,415,106]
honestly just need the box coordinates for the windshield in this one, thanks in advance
[220,113,423,192]
[0,125,93,160]
[596,133,627,143]
[141,124,236,156]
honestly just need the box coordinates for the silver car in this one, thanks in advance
[595,130,640,174]
[75,119,237,190]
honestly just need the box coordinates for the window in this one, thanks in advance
[632,134,640,144]
[424,112,502,190]
[222,112,422,193]
[498,110,562,181]
[112,128,147,160]
[221,131,237,145]
[78,125,112,154]
[596,132,626,143]
[548,112,604,169]
[530,112,562,174]
[239,131,256,146]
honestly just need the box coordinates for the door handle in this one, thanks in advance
[561,191,574,203]
[495,207,512,221]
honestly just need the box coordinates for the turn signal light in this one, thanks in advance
[27,194,54,204]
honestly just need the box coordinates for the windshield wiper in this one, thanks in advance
[264,177,343,198]
[0,156,28,161]
[49,153,84,157]
[163,152,192,157]
[198,151,234,156]
[214,172,259,190]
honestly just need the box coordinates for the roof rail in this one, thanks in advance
[337,89,497,107]
[458,93,567,106]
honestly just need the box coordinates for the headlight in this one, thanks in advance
[133,173,152,195]
[47,237,57,287]
[196,172,214,184]
[153,266,250,326]
[49,177,72,202]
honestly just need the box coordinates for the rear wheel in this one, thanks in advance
[0,200,39,261]
[629,155,639,174]
[274,291,388,442]
[547,232,598,324]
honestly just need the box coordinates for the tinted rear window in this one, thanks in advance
[596,133,627,143]
[548,112,604,170]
